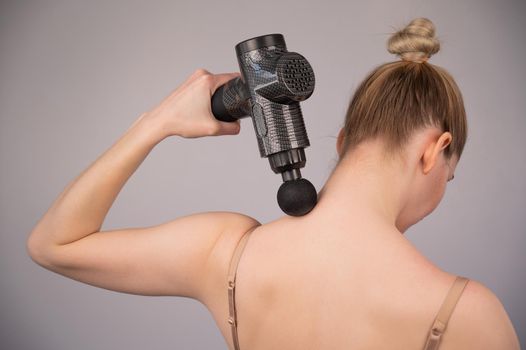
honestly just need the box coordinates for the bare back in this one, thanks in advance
[203,217,474,350]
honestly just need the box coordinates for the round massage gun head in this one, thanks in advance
[277,178,317,216]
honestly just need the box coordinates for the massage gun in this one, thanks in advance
[211,33,317,216]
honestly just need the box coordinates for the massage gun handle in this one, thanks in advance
[211,76,250,122]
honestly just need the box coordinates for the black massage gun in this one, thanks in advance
[211,33,317,216]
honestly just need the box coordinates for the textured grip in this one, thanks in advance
[211,77,251,122]
[211,85,233,122]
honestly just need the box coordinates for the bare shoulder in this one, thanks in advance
[440,277,521,350]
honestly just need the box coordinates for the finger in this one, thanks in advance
[211,72,241,94]
[214,119,241,136]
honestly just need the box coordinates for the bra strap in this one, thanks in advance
[227,224,260,350]
[423,275,470,350]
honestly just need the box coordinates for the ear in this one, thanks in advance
[336,127,345,157]
[422,131,452,174]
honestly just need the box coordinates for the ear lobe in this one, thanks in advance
[422,142,436,174]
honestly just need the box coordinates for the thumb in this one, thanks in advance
[211,72,241,93]
[215,119,241,136]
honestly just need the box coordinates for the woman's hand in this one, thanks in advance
[144,68,242,139]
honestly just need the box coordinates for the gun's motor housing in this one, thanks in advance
[211,33,317,216]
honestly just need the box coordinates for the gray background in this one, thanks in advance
[1,0,524,348]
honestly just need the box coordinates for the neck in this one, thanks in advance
[307,140,413,234]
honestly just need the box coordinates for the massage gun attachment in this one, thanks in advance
[211,34,318,216]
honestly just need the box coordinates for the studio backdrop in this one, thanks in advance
[1,0,524,348]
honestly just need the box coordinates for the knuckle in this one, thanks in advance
[193,68,205,75]
[194,68,210,77]
[197,74,214,86]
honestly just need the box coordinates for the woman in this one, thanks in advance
[27,18,519,349]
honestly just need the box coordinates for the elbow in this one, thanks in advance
[26,231,55,268]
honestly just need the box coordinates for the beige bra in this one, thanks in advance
[227,224,470,350]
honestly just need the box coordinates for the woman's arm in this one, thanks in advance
[28,112,164,249]
[26,68,255,301]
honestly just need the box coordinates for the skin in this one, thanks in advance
[27,69,520,349]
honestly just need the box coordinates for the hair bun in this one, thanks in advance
[387,18,440,63]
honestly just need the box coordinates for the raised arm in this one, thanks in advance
[26,68,251,301]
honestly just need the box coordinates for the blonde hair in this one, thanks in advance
[339,18,467,162]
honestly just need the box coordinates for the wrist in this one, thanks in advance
[132,112,170,144]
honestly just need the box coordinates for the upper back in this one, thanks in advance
[202,217,519,350]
